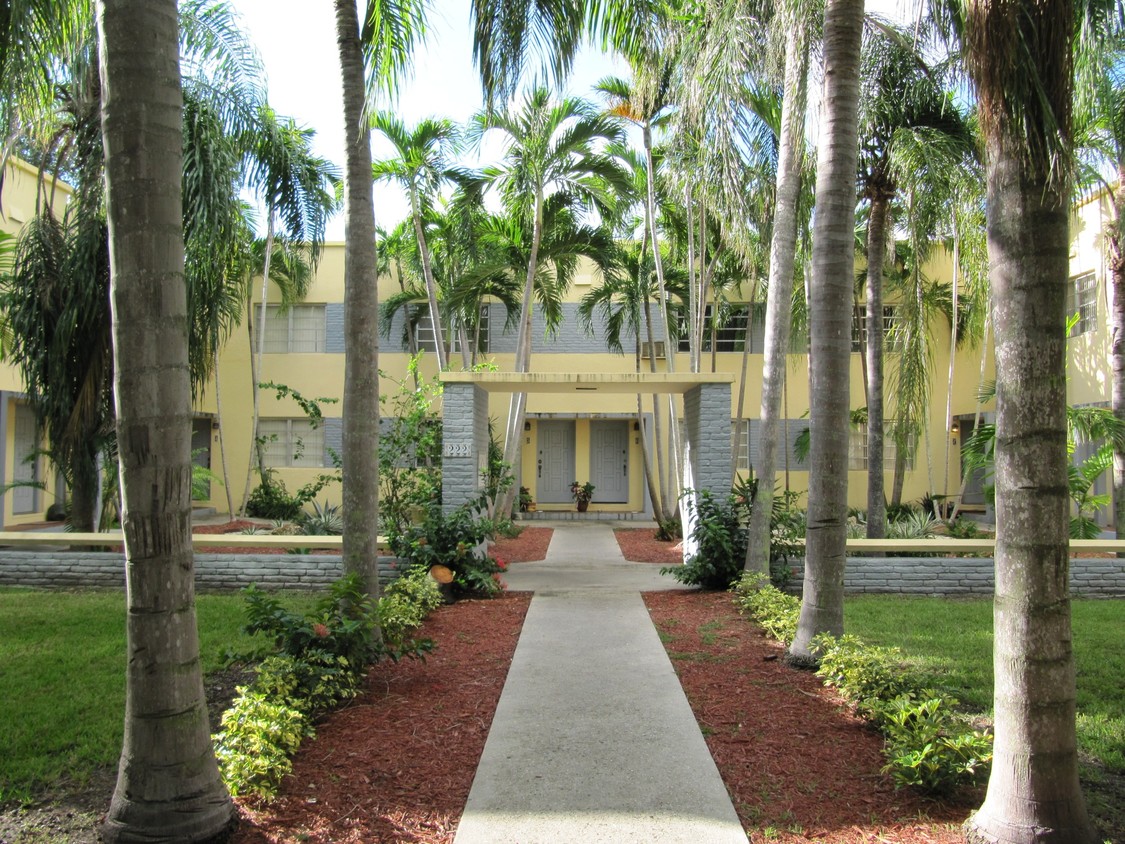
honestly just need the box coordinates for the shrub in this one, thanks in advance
[212,690,309,798]
[298,500,343,535]
[662,491,745,589]
[733,573,801,645]
[812,633,924,712]
[393,497,508,597]
[246,471,302,520]
[377,568,444,649]
[254,652,364,714]
[946,517,980,539]
[876,695,993,793]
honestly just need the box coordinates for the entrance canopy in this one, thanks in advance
[438,372,735,512]
[440,371,733,394]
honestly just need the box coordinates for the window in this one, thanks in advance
[848,422,915,471]
[732,418,811,472]
[851,305,898,352]
[263,304,325,353]
[259,419,325,468]
[678,305,752,353]
[1068,272,1097,335]
[641,340,666,359]
[410,305,489,354]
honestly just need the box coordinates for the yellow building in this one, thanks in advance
[0,157,1114,526]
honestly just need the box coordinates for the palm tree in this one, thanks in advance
[472,88,629,514]
[745,1,814,575]
[335,0,423,590]
[96,0,234,840]
[469,0,659,108]
[855,23,974,537]
[789,0,864,663]
[934,0,1104,840]
[372,113,460,369]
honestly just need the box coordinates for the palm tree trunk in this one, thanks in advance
[410,184,448,370]
[745,15,808,574]
[1110,177,1125,541]
[334,0,382,598]
[865,194,890,538]
[241,211,275,514]
[965,138,1096,844]
[213,350,235,519]
[790,0,864,662]
[97,1,233,839]
[943,229,960,498]
[963,0,1094,832]
[500,189,544,515]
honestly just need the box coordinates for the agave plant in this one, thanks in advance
[299,500,343,536]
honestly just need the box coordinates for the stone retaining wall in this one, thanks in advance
[0,551,402,591]
[788,555,1125,598]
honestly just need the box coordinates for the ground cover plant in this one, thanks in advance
[845,594,1125,838]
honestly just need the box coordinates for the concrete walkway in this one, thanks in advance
[454,522,746,844]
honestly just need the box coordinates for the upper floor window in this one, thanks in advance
[263,304,325,353]
[410,305,489,354]
[678,305,751,353]
[851,305,898,352]
[259,419,325,468]
[1068,272,1097,335]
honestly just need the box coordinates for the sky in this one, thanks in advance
[229,0,627,239]
[228,0,915,241]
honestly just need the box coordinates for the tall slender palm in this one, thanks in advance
[934,0,1106,840]
[335,0,423,590]
[856,23,973,536]
[745,0,814,574]
[240,111,338,514]
[1078,38,1125,539]
[472,88,629,514]
[372,113,460,369]
[789,0,864,663]
[96,0,234,840]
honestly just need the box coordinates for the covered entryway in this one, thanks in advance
[439,372,733,516]
[537,420,575,503]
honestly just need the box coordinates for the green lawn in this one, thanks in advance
[846,595,1125,838]
[0,587,317,804]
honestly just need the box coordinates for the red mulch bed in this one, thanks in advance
[490,527,553,563]
[614,527,683,565]
[231,593,532,844]
[644,590,978,843]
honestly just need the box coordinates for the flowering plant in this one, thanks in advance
[570,480,595,503]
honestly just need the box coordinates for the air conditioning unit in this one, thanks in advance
[641,340,666,359]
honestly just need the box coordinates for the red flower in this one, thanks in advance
[312,623,330,638]
[494,556,508,571]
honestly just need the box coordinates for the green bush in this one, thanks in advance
[662,491,745,589]
[246,472,302,520]
[377,568,444,649]
[393,497,508,597]
[254,651,364,714]
[733,572,801,645]
[812,634,923,713]
[946,517,980,539]
[298,500,343,535]
[876,695,993,793]
[212,690,309,798]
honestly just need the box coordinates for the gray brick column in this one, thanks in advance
[441,382,490,513]
[683,382,732,496]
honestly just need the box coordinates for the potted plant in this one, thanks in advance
[570,480,595,512]
[518,486,534,513]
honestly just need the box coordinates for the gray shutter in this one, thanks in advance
[322,417,343,467]
[325,303,345,353]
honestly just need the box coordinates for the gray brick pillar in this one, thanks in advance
[441,382,490,513]
[683,382,732,496]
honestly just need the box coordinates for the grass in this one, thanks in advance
[845,595,1125,839]
[0,587,318,805]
